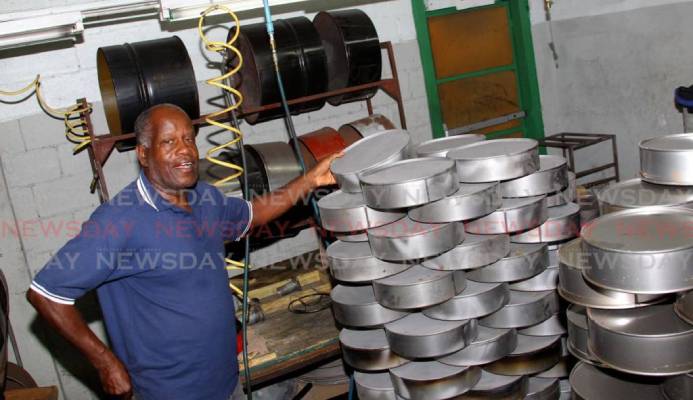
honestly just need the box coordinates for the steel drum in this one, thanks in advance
[580,207,693,294]
[565,305,600,365]
[447,138,540,182]
[518,315,566,337]
[480,290,559,329]
[339,328,408,371]
[389,362,482,400]
[367,218,465,261]
[524,377,560,400]
[421,233,510,271]
[454,370,527,400]
[331,129,410,193]
[508,265,558,292]
[440,326,517,367]
[546,172,576,208]
[466,243,548,283]
[501,155,568,198]
[484,334,563,376]
[510,203,580,244]
[408,182,502,223]
[373,265,466,310]
[587,304,693,376]
[569,362,667,400]
[464,196,548,234]
[423,281,509,321]
[675,290,693,325]
[355,371,397,400]
[326,240,411,283]
[385,313,478,359]
[415,134,485,158]
[335,231,369,242]
[338,114,396,139]
[318,190,405,232]
[534,357,571,379]
[360,158,459,209]
[294,127,345,166]
[662,373,693,400]
[639,133,693,185]
[245,141,303,191]
[330,284,407,328]
[596,178,693,214]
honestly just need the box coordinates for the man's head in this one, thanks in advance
[135,104,199,192]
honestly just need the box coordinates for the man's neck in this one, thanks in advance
[144,171,192,212]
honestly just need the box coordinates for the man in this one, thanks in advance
[27,104,340,399]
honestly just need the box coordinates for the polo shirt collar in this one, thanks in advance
[137,172,204,214]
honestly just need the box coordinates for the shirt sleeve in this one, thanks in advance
[29,206,133,305]
[218,191,252,242]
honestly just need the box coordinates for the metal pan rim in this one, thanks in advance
[447,138,538,160]
[639,133,693,152]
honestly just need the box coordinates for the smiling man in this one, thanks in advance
[27,104,340,400]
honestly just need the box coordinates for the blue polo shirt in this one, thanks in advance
[30,173,252,400]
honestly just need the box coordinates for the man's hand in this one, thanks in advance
[305,152,343,189]
[94,350,133,398]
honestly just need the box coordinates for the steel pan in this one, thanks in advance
[331,129,410,193]
[518,315,566,337]
[662,373,693,400]
[675,290,693,325]
[580,207,693,294]
[466,243,548,283]
[335,231,369,242]
[360,158,459,209]
[569,362,667,400]
[330,284,407,328]
[408,182,502,223]
[415,134,485,158]
[326,240,411,283]
[546,172,576,208]
[558,238,667,309]
[640,133,693,185]
[565,305,600,365]
[355,371,397,400]
[295,127,346,163]
[508,265,558,292]
[587,304,693,376]
[367,218,465,261]
[423,281,509,321]
[339,328,408,371]
[524,377,560,400]
[440,326,518,367]
[510,203,580,244]
[596,178,693,214]
[447,138,540,183]
[480,290,559,329]
[454,370,527,400]
[373,265,466,310]
[464,196,548,234]
[390,362,481,400]
[421,233,510,271]
[535,357,571,379]
[484,334,563,376]
[338,114,396,139]
[501,155,568,198]
[245,141,303,191]
[384,313,478,359]
[318,190,405,232]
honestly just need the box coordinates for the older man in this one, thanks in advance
[27,104,339,399]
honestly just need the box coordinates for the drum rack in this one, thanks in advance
[77,41,407,205]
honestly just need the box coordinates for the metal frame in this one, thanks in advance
[77,41,407,203]
[538,133,620,188]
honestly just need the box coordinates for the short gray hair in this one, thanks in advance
[133,103,188,148]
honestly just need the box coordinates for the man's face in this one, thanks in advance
[137,108,199,191]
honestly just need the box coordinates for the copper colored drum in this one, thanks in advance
[296,127,346,163]
[339,114,396,139]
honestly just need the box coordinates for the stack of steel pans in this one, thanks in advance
[322,135,585,399]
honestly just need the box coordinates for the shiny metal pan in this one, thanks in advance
[408,182,501,223]
[338,114,396,139]
[355,371,397,400]
[545,172,576,208]
[534,357,571,379]
[326,240,411,283]
[675,290,693,325]
[373,265,466,310]
[415,134,485,158]
[390,362,481,400]
[331,129,410,193]
[524,377,560,400]
[465,196,548,234]
[569,362,668,400]
[484,334,562,376]
[339,328,408,371]
[423,281,509,321]
[335,231,369,242]
[318,190,405,232]
[639,133,693,185]
[508,265,558,292]
[453,370,527,400]
[501,155,568,198]
[330,284,407,328]
[596,178,693,214]
[421,233,510,271]
[480,290,559,329]
[558,239,667,309]
[565,305,601,366]
[467,243,548,283]
[519,314,566,337]
[367,218,465,261]
[440,326,517,367]
[447,138,540,183]
[662,373,693,400]
[510,203,580,244]
[384,313,478,359]
[580,207,693,294]
[360,158,459,209]
[587,304,693,376]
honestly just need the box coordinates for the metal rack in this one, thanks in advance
[77,41,407,204]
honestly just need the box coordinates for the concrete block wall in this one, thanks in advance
[0,1,429,398]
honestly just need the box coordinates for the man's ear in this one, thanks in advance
[136,144,149,168]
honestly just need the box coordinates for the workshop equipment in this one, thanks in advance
[639,133,693,185]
